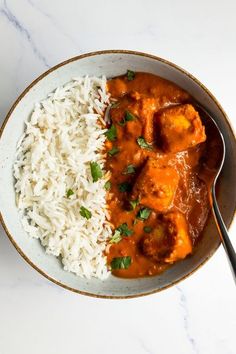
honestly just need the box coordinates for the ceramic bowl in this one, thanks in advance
[1,50,236,298]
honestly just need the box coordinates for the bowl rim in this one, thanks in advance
[1,49,236,299]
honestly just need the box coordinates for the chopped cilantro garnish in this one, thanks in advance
[110,230,122,244]
[66,189,74,198]
[110,101,119,108]
[137,207,151,221]
[108,147,119,156]
[104,181,111,191]
[90,162,103,182]
[117,223,133,237]
[80,206,92,219]
[119,111,136,126]
[118,182,132,193]
[137,136,153,150]
[129,198,140,210]
[143,226,152,233]
[111,256,132,270]
[123,164,136,175]
[105,124,117,141]
[126,70,135,81]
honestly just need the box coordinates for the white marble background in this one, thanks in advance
[0,1,236,353]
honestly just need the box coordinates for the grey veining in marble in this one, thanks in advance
[177,286,199,354]
[1,0,49,68]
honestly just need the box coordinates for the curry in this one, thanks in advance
[105,71,216,278]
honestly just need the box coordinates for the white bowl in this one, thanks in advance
[1,50,236,298]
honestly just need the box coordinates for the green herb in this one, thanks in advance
[126,70,135,81]
[123,164,136,175]
[118,182,132,193]
[111,256,132,270]
[143,226,152,233]
[108,147,119,156]
[125,111,136,121]
[133,219,138,226]
[137,207,151,221]
[110,101,119,108]
[110,223,133,244]
[117,223,133,237]
[90,162,103,182]
[110,230,122,244]
[137,136,153,150]
[129,198,140,210]
[66,189,74,198]
[119,111,136,126]
[105,124,117,141]
[80,206,92,219]
[104,181,111,191]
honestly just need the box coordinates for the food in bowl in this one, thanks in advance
[14,76,112,280]
[13,70,219,280]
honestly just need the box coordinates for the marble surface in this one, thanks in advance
[0,0,236,353]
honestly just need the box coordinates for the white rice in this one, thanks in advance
[13,76,112,280]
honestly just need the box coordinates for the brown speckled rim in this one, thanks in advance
[1,50,236,299]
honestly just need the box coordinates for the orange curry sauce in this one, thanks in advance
[105,72,214,278]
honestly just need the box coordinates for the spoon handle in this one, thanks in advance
[212,187,236,281]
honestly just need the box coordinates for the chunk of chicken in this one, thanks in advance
[157,104,206,153]
[132,159,179,212]
[139,97,157,143]
[107,78,128,97]
[141,212,192,263]
[163,212,192,263]
[141,223,175,262]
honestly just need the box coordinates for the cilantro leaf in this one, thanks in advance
[80,206,92,219]
[66,189,74,198]
[119,111,136,126]
[111,256,132,270]
[108,147,119,156]
[118,182,132,193]
[110,101,119,109]
[123,164,136,175]
[117,223,133,237]
[129,198,140,210]
[137,207,151,221]
[126,70,135,81]
[137,136,153,150]
[110,230,122,244]
[105,124,117,141]
[125,111,136,121]
[143,226,152,233]
[110,223,133,244]
[104,181,111,191]
[90,162,103,182]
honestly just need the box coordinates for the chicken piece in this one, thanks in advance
[109,97,143,140]
[107,78,128,97]
[157,104,206,153]
[141,212,192,263]
[141,223,175,262]
[132,159,179,212]
[127,94,157,142]
[129,91,142,101]
[124,119,143,139]
[163,212,192,263]
[139,97,157,143]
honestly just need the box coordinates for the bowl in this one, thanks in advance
[1,50,236,298]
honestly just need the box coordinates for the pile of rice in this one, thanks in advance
[13,76,113,280]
